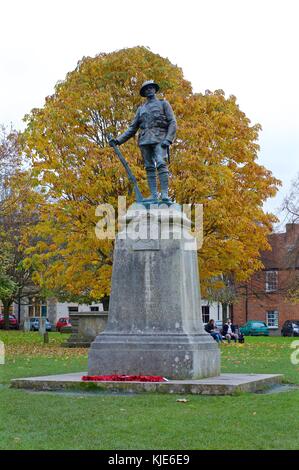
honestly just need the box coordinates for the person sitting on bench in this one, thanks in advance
[222,319,238,343]
[205,319,223,343]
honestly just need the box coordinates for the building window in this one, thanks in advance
[90,306,99,312]
[41,304,48,317]
[68,306,79,313]
[202,306,210,324]
[28,297,40,317]
[265,271,278,292]
[266,310,279,328]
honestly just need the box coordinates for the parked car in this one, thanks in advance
[0,314,19,330]
[56,317,72,332]
[240,320,269,336]
[30,317,52,332]
[215,320,223,330]
[281,320,299,337]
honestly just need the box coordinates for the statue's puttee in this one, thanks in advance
[109,80,177,202]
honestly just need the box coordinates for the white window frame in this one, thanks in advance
[266,310,279,329]
[265,270,278,292]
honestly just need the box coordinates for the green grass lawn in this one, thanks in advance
[1,332,299,450]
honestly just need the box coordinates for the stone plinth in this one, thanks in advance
[88,204,220,379]
[10,373,284,396]
[65,312,108,348]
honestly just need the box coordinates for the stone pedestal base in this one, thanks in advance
[88,204,220,379]
[88,333,219,379]
[11,373,284,395]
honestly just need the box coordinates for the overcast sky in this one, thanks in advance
[1,0,298,225]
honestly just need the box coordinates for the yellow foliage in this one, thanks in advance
[20,47,280,301]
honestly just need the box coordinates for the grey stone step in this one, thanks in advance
[10,372,283,395]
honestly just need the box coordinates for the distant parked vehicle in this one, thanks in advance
[0,314,19,330]
[240,320,269,336]
[215,320,223,330]
[281,320,299,337]
[30,317,52,332]
[56,317,72,332]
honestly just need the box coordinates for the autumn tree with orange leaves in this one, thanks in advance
[20,46,280,303]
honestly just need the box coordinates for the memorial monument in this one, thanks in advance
[88,80,220,379]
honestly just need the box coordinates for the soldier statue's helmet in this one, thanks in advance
[139,80,160,97]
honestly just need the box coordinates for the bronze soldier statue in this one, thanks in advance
[109,80,177,202]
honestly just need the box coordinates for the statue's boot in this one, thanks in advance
[158,170,172,203]
[143,172,158,202]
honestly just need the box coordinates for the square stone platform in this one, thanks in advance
[10,372,283,395]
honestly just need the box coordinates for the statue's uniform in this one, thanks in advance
[117,98,177,199]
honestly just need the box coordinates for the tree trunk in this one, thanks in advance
[3,301,12,330]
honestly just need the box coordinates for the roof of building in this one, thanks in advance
[261,223,299,270]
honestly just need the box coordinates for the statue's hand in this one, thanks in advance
[160,139,171,148]
[109,138,119,147]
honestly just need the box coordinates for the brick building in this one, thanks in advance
[233,223,299,334]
